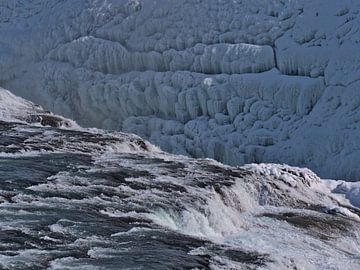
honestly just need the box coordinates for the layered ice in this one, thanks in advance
[1,0,360,180]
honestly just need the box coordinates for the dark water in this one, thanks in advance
[0,121,270,269]
[0,120,359,270]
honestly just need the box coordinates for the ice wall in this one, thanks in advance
[1,0,360,180]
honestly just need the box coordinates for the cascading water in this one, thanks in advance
[0,88,359,269]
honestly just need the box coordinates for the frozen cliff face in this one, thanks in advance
[1,0,360,180]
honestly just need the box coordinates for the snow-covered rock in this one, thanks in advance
[1,0,360,180]
[0,87,77,128]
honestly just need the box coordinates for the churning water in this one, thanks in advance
[0,119,359,270]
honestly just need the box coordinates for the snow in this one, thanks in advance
[0,87,42,122]
[1,0,360,180]
[0,87,78,128]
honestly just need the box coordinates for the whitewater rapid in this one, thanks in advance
[0,88,359,269]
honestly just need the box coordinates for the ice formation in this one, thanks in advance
[1,0,360,180]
